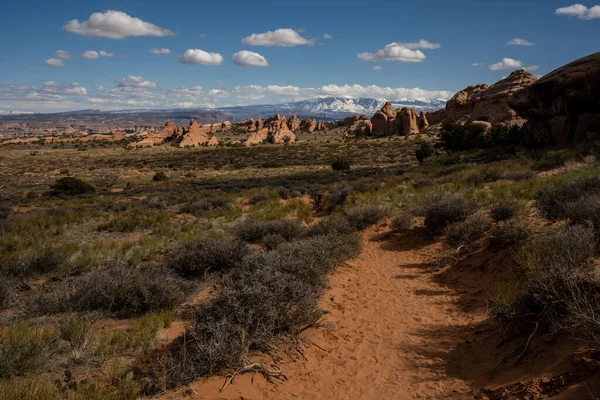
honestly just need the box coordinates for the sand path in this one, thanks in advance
[161,226,485,399]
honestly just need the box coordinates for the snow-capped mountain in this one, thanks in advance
[217,96,447,120]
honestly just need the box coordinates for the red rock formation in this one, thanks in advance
[179,118,211,147]
[370,103,422,136]
[510,52,600,146]
[288,115,300,131]
[417,112,429,130]
[300,118,317,132]
[245,115,296,146]
[428,70,537,125]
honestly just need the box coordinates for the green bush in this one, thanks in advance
[232,218,303,243]
[49,177,95,196]
[415,141,433,164]
[439,123,487,152]
[445,213,492,248]
[0,322,56,378]
[152,172,169,182]
[166,238,250,279]
[490,197,520,222]
[535,176,600,221]
[331,157,350,171]
[344,204,386,230]
[422,192,478,233]
[490,219,530,248]
[390,211,413,232]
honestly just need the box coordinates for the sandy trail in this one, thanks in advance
[161,226,486,399]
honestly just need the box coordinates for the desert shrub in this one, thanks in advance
[232,218,303,243]
[439,123,487,152]
[344,204,386,230]
[316,183,352,213]
[490,197,520,222]
[58,314,94,356]
[262,234,285,250]
[490,219,530,248]
[49,177,95,196]
[390,211,413,232]
[535,175,600,221]
[0,277,13,309]
[563,194,600,230]
[0,204,11,220]
[154,233,360,387]
[0,248,67,278]
[415,141,433,164]
[422,192,478,233]
[32,265,190,318]
[97,209,169,233]
[166,238,250,279]
[532,149,578,171]
[180,198,231,216]
[276,187,302,200]
[502,169,535,182]
[492,225,600,348]
[465,167,503,185]
[248,192,271,205]
[331,157,350,171]
[152,171,169,182]
[0,321,57,378]
[306,215,355,237]
[487,124,522,148]
[445,213,492,248]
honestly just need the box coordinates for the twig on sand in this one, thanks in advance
[220,363,287,392]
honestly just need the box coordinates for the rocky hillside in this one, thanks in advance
[510,51,600,146]
[428,70,537,125]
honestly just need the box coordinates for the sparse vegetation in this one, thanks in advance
[390,211,413,232]
[490,197,520,222]
[422,192,478,233]
[49,177,95,196]
[445,213,492,249]
[344,204,386,230]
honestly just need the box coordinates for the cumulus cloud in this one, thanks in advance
[556,4,600,19]
[99,50,114,57]
[82,51,99,60]
[45,58,66,67]
[63,10,175,39]
[323,33,333,39]
[399,39,441,50]
[373,66,383,70]
[472,62,489,67]
[55,50,71,59]
[507,38,535,46]
[489,58,523,70]
[242,28,314,46]
[233,50,269,67]
[358,43,427,62]
[179,49,224,65]
[149,48,171,54]
[116,75,157,89]
[525,65,540,71]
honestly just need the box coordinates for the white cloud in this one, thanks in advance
[199,33,207,38]
[525,65,540,71]
[179,49,224,65]
[472,62,489,67]
[45,58,66,67]
[99,50,114,57]
[87,98,106,104]
[116,75,157,89]
[82,51,99,60]
[398,39,441,50]
[556,4,600,19]
[207,89,229,96]
[233,84,453,102]
[373,66,383,70]
[242,28,314,47]
[55,50,71,59]
[233,50,269,67]
[63,10,174,39]
[358,43,427,62]
[149,48,171,54]
[507,38,535,46]
[323,33,333,39]
[489,58,523,70]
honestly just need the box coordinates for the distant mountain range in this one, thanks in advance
[0,96,448,123]
[216,96,447,120]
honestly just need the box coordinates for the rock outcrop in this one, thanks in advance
[428,70,537,125]
[300,118,317,133]
[417,112,429,130]
[128,121,182,148]
[370,103,421,136]
[180,118,212,147]
[510,52,600,146]
[244,114,296,146]
[288,115,301,131]
[317,120,327,131]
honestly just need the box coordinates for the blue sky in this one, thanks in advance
[0,0,599,112]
